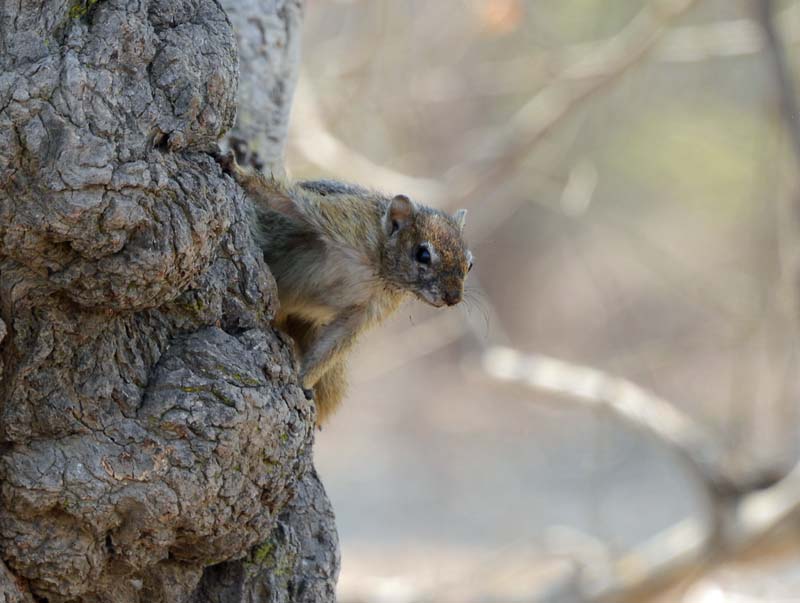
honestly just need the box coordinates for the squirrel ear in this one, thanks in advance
[385,194,414,235]
[453,208,467,232]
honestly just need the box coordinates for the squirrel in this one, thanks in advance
[214,150,473,426]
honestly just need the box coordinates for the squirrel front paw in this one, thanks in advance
[211,146,238,177]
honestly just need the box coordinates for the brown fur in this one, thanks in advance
[215,151,472,425]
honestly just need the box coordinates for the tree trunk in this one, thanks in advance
[0,1,338,601]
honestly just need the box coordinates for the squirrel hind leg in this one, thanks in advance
[312,359,348,427]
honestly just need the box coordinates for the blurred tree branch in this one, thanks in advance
[458,0,701,233]
[481,345,800,603]
[482,347,732,494]
[468,2,800,99]
[289,75,447,201]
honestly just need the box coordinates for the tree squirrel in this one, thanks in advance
[214,150,473,425]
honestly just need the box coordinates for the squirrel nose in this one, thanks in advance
[444,291,462,306]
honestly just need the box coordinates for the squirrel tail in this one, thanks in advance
[313,359,348,427]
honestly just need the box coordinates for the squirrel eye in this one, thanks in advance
[415,245,431,265]
[468,261,474,272]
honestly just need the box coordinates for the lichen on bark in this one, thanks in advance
[0,0,338,601]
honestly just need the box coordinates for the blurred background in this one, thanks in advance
[284,1,800,601]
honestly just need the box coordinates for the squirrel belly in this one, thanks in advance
[214,150,472,426]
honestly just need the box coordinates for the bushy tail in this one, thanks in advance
[280,316,349,427]
[312,359,348,427]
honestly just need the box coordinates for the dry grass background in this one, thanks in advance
[283,1,800,600]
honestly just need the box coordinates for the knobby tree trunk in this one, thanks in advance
[0,1,339,602]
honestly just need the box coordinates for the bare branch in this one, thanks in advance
[479,345,800,603]
[481,346,732,495]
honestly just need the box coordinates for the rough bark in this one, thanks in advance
[189,468,339,603]
[0,1,338,601]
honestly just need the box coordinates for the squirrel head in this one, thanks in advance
[381,195,473,307]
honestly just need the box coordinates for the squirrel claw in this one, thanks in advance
[302,388,314,400]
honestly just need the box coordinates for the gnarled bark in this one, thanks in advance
[0,1,338,601]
